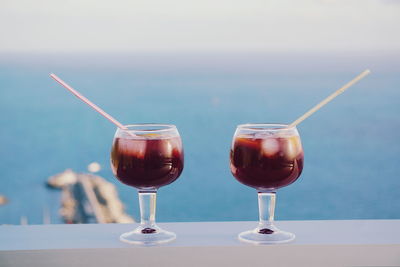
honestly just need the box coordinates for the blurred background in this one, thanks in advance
[0,0,399,224]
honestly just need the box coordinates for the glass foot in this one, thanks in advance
[120,225,176,245]
[238,226,295,244]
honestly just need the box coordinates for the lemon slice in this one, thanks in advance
[139,133,161,138]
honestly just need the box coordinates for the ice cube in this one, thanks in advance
[255,132,273,139]
[145,139,174,157]
[168,137,182,150]
[119,139,147,158]
[281,136,302,160]
[158,139,173,157]
[262,138,280,157]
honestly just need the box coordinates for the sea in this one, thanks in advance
[0,52,399,225]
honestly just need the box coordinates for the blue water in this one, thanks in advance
[1,52,399,224]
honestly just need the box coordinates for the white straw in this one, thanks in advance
[289,69,371,128]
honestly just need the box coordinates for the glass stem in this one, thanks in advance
[258,192,276,231]
[138,190,157,229]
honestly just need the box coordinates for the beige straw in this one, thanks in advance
[289,69,371,128]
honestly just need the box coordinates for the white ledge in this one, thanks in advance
[1,220,400,266]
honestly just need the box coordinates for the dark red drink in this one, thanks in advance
[111,135,184,189]
[230,134,303,190]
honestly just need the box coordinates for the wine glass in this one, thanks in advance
[111,124,184,245]
[230,123,304,244]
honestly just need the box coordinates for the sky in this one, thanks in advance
[0,0,399,53]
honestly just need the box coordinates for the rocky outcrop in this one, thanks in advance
[48,169,134,224]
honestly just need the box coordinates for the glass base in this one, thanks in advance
[120,225,176,245]
[238,226,295,244]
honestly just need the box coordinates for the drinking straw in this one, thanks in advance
[289,69,370,128]
[50,73,130,132]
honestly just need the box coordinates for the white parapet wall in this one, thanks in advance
[1,220,400,267]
